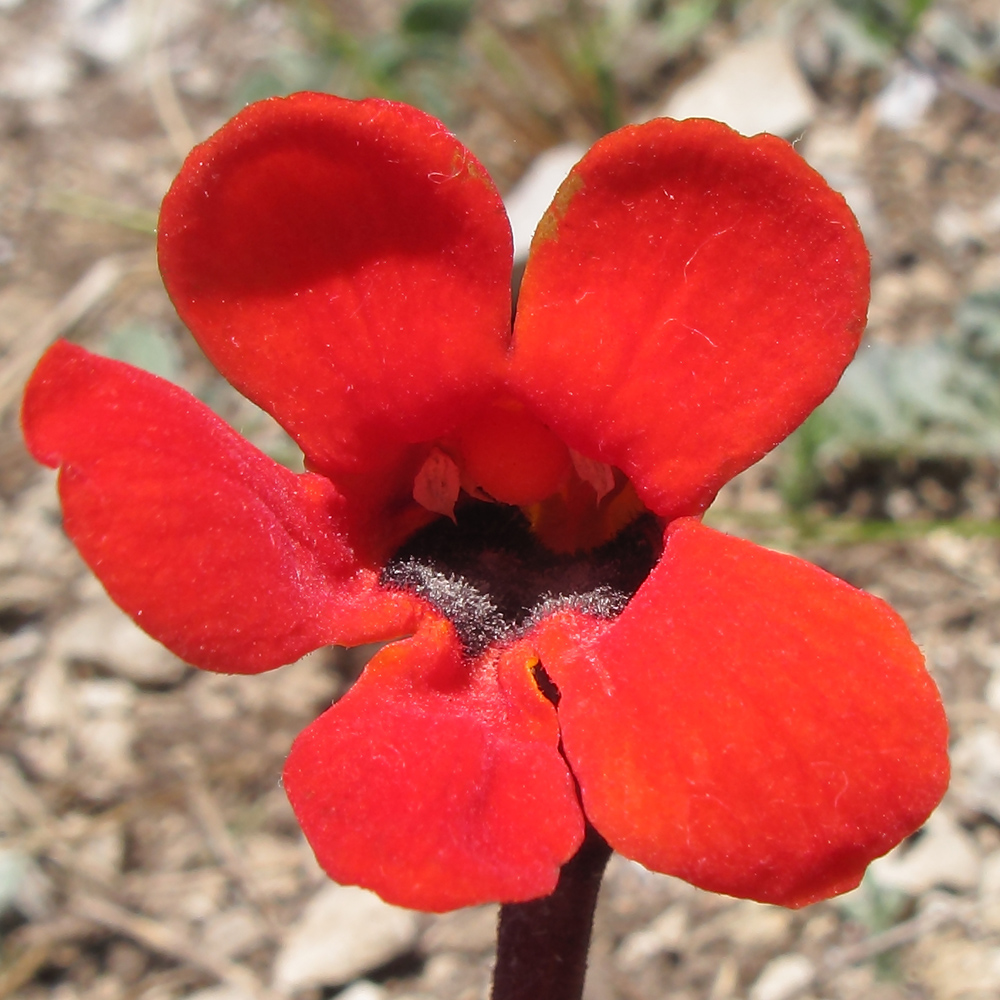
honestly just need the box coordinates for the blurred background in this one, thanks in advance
[2,1,1000,999]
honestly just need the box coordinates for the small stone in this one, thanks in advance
[72,678,138,800]
[979,852,1000,932]
[52,600,187,686]
[21,655,70,730]
[935,203,982,250]
[660,35,816,138]
[616,903,688,970]
[72,818,125,884]
[202,907,268,960]
[0,41,75,100]
[915,938,1000,1000]
[0,849,54,920]
[243,834,306,901]
[709,955,739,999]
[0,628,42,666]
[125,869,228,922]
[729,900,793,950]
[185,988,256,1000]
[336,983,388,1000]
[749,954,816,1000]
[870,807,980,894]
[874,64,939,131]
[422,904,498,953]
[272,884,421,993]
[951,729,1000,824]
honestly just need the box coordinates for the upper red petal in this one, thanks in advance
[22,342,422,671]
[510,118,869,520]
[157,92,512,509]
[284,621,584,911]
[534,518,948,907]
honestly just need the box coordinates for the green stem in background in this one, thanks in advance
[491,825,612,1000]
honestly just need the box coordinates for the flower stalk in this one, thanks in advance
[492,825,612,1000]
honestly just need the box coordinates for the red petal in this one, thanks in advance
[158,93,512,505]
[511,118,869,520]
[22,342,422,671]
[284,621,584,911]
[535,519,948,907]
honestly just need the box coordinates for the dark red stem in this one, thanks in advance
[490,825,612,1000]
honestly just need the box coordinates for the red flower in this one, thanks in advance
[22,93,948,913]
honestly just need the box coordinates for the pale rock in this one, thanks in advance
[867,263,954,328]
[983,193,1000,233]
[0,574,64,613]
[52,601,187,686]
[21,655,70,730]
[60,0,199,66]
[202,906,269,960]
[0,849,54,920]
[661,35,816,138]
[951,728,1000,823]
[185,988,256,1000]
[72,678,138,799]
[61,0,135,64]
[0,664,26,725]
[870,808,980,894]
[126,869,228,922]
[874,65,939,131]
[504,143,587,260]
[265,649,341,716]
[709,955,739,999]
[422,904,498,953]
[729,900,793,950]
[979,852,1000,931]
[272,884,421,993]
[918,939,1000,1000]
[800,911,838,946]
[420,952,466,993]
[982,675,1000,712]
[749,954,816,1000]
[981,850,1000,897]
[968,254,1000,295]
[616,903,688,970]
[924,529,978,571]
[799,119,883,248]
[0,850,32,913]
[243,833,305,901]
[0,629,42,666]
[15,732,70,782]
[973,640,1000,673]
[935,203,982,250]
[336,983,388,1000]
[189,650,336,723]
[73,818,125,884]
[0,41,75,100]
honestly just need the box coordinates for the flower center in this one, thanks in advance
[411,401,649,554]
[382,500,661,657]
[393,401,662,654]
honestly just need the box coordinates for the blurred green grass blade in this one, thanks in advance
[43,190,158,235]
[401,0,474,37]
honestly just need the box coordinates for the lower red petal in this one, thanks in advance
[535,518,949,907]
[284,622,584,911]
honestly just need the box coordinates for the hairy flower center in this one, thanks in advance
[382,501,662,657]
